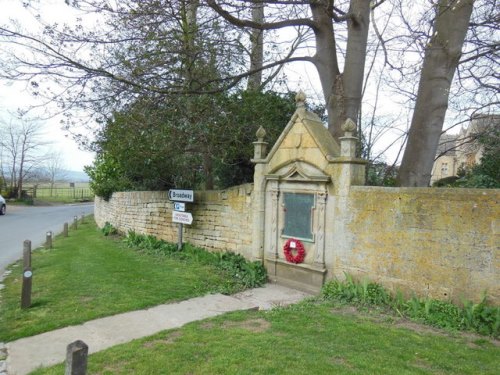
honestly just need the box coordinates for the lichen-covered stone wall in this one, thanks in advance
[94,184,254,257]
[94,185,499,304]
[340,187,499,304]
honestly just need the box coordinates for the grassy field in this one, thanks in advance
[28,182,93,202]
[31,303,500,375]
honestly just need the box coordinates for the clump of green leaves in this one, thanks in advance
[320,273,390,305]
[321,273,499,338]
[101,222,118,236]
[85,154,132,200]
[124,231,267,294]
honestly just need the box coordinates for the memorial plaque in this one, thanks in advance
[283,193,314,240]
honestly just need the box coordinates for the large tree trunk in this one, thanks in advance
[398,0,474,187]
[247,1,264,91]
[312,0,371,141]
[310,3,340,134]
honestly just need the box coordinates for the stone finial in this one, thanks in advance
[256,126,266,141]
[253,126,268,161]
[340,118,358,158]
[295,90,306,109]
[341,118,357,134]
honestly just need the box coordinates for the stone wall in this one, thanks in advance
[339,187,499,304]
[94,184,254,257]
[94,185,499,304]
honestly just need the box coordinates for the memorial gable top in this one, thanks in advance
[264,92,340,173]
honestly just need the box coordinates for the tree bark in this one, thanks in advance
[398,0,474,187]
[247,1,265,91]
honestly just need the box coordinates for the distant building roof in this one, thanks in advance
[436,134,458,157]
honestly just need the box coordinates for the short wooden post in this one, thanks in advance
[65,340,88,375]
[23,240,32,269]
[177,223,183,251]
[81,214,85,224]
[64,222,69,237]
[45,231,53,249]
[73,216,78,230]
[21,268,33,309]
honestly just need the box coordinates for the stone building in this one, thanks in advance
[430,114,499,184]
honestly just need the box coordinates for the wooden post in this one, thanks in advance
[73,216,78,230]
[81,214,85,224]
[46,231,53,249]
[21,268,32,309]
[64,222,69,237]
[65,340,88,375]
[177,223,183,250]
[23,240,31,269]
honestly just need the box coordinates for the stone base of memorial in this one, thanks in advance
[265,257,326,294]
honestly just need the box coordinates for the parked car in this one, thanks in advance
[0,194,6,215]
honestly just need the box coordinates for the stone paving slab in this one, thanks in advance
[5,284,312,375]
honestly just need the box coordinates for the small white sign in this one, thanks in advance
[290,241,296,249]
[24,270,33,278]
[174,202,185,212]
[172,211,193,225]
[168,189,194,202]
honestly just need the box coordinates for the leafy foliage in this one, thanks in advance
[101,222,118,236]
[85,154,131,200]
[86,90,295,197]
[321,274,500,337]
[124,231,267,294]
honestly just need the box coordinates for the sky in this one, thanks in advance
[0,0,95,173]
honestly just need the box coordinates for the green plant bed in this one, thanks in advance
[32,302,500,375]
[0,221,264,342]
[321,274,500,338]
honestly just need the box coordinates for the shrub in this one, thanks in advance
[101,222,118,236]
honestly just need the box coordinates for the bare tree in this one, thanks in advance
[396,0,474,186]
[0,0,496,187]
[44,151,67,195]
[0,117,47,198]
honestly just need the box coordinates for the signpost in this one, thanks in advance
[172,211,193,225]
[169,189,194,250]
[174,202,185,212]
[168,189,194,202]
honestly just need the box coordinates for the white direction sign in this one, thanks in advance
[168,189,194,202]
[172,211,193,225]
[173,202,185,212]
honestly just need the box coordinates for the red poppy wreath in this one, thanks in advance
[283,238,305,264]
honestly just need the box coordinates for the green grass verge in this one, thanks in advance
[0,219,257,342]
[31,302,500,375]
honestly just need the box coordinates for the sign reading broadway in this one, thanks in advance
[168,189,194,202]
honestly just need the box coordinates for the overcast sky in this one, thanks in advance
[0,0,95,173]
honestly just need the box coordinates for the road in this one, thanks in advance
[0,203,94,275]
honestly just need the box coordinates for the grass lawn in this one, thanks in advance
[2,219,498,374]
[0,219,234,342]
[32,302,499,375]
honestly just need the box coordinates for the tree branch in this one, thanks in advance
[206,0,318,30]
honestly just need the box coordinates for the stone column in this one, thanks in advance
[269,188,280,259]
[251,126,268,261]
[314,191,327,267]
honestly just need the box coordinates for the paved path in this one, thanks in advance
[4,284,311,375]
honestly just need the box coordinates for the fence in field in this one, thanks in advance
[29,187,93,200]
